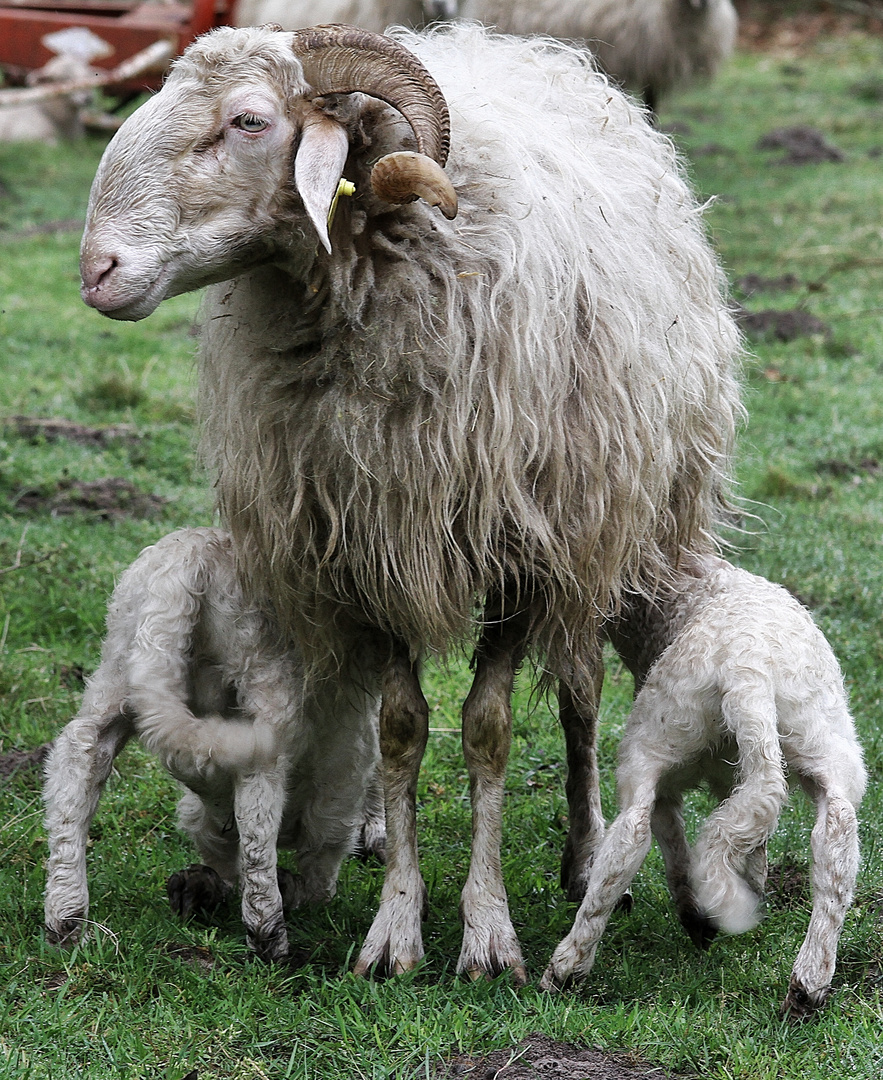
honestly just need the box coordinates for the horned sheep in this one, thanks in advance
[78,22,743,982]
[543,556,866,1018]
[44,527,382,962]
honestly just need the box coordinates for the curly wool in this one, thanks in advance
[197,23,744,679]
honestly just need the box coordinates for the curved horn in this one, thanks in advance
[370,151,457,219]
[289,24,451,167]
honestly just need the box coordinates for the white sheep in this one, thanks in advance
[542,555,866,1019]
[456,0,738,114]
[77,23,743,983]
[44,527,381,962]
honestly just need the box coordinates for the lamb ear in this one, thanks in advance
[294,114,350,253]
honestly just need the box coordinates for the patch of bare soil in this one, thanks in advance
[766,860,810,909]
[0,743,51,778]
[6,416,137,447]
[438,1034,673,1080]
[736,306,831,341]
[816,456,881,478]
[757,125,845,164]
[735,272,802,296]
[162,943,218,974]
[14,477,166,519]
[737,3,883,54]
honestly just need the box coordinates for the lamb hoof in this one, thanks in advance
[167,864,231,920]
[246,915,290,964]
[614,890,634,914]
[357,825,387,865]
[678,903,718,950]
[539,962,572,992]
[46,915,86,948]
[780,978,830,1022]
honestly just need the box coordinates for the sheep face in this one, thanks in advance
[80,25,455,321]
[80,36,325,320]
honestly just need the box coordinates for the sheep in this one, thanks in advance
[541,555,867,1019]
[456,0,739,114]
[43,527,381,962]
[233,1,455,34]
[77,22,743,983]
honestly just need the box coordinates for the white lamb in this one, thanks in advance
[43,527,381,962]
[542,555,866,1019]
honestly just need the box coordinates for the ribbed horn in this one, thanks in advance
[289,24,451,167]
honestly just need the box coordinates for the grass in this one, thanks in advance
[3,26,883,1080]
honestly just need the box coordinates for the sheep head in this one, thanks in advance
[80,24,457,321]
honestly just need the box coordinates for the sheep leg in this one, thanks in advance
[558,648,607,903]
[456,607,530,984]
[781,783,860,1020]
[233,764,290,962]
[44,680,133,947]
[651,795,717,950]
[541,776,659,990]
[354,650,429,977]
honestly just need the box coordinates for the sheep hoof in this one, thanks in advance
[780,978,830,1022]
[678,903,718,950]
[167,864,231,920]
[45,915,86,948]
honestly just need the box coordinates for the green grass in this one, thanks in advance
[3,29,883,1079]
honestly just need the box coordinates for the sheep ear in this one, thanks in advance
[294,114,350,253]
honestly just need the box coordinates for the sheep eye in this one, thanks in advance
[233,113,269,133]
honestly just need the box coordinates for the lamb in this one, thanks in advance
[44,527,381,962]
[541,555,866,1019]
[457,0,739,114]
[77,22,743,982]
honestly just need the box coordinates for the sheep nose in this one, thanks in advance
[81,255,120,307]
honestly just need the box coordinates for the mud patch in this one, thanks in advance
[0,743,51,778]
[6,416,138,447]
[757,125,844,165]
[736,307,831,342]
[162,943,218,974]
[438,1034,672,1080]
[766,861,809,910]
[735,273,801,297]
[15,477,166,520]
[816,457,881,479]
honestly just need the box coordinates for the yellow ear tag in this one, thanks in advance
[327,178,356,230]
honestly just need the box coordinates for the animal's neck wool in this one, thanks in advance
[197,25,742,672]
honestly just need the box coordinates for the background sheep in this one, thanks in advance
[458,1,738,114]
[233,1,737,114]
[542,556,867,1020]
[77,23,743,983]
[44,527,381,962]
